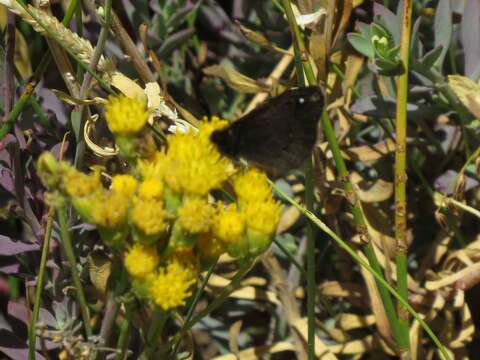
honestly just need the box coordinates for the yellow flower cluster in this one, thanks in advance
[124,244,159,279]
[212,169,282,257]
[234,169,282,237]
[142,117,233,196]
[150,258,197,310]
[37,96,282,312]
[105,95,149,136]
[124,244,197,311]
[178,197,215,234]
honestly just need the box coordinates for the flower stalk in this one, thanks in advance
[394,0,413,352]
[28,208,54,360]
[56,199,92,337]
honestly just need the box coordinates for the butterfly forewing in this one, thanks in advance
[211,86,324,174]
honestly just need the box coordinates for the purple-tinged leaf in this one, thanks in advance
[0,312,12,332]
[0,329,45,360]
[0,167,14,195]
[0,134,16,153]
[199,3,231,32]
[8,301,56,328]
[434,121,456,152]
[36,88,68,126]
[434,0,452,68]
[166,3,197,31]
[0,235,39,256]
[50,141,69,160]
[0,263,20,275]
[435,170,479,195]
[461,0,480,78]
[7,301,29,326]
[351,96,438,119]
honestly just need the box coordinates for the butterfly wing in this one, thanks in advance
[211,87,324,174]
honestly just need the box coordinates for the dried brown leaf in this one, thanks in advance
[228,320,242,356]
[203,65,271,93]
[87,251,111,297]
[277,206,301,233]
[292,318,338,359]
[237,22,292,56]
[358,251,394,344]
[336,314,376,330]
[351,172,393,203]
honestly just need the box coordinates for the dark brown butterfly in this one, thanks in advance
[210,86,324,175]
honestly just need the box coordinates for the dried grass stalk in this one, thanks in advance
[3,0,114,73]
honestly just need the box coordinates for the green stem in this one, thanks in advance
[172,260,217,354]
[172,259,255,345]
[140,309,168,359]
[282,0,316,85]
[322,107,404,347]
[394,0,413,351]
[281,0,405,353]
[304,160,316,359]
[28,209,54,360]
[28,97,51,128]
[114,318,130,360]
[57,203,92,337]
[0,82,35,140]
[270,181,451,360]
[282,1,316,357]
[63,0,80,26]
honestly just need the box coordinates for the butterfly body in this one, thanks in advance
[210,86,324,174]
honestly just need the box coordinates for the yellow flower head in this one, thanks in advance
[196,234,226,262]
[213,204,245,243]
[177,197,215,234]
[138,179,163,199]
[105,95,149,135]
[169,246,198,272]
[199,116,228,139]
[91,191,130,228]
[137,151,169,181]
[164,118,233,196]
[243,200,281,236]
[125,244,159,279]
[111,174,138,197]
[233,168,272,203]
[132,198,167,235]
[149,258,197,311]
[62,167,102,198]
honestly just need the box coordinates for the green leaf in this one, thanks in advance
[348,33,375,59]
[420,45,444,70]
[434,0,452,68]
